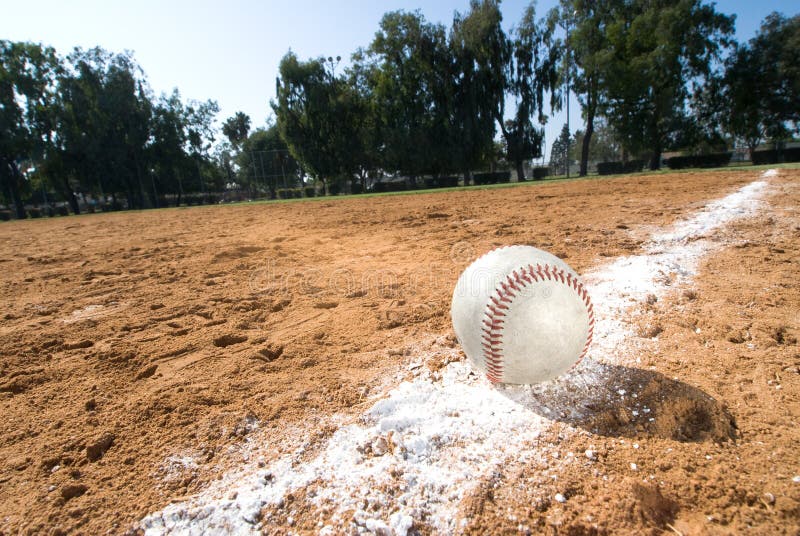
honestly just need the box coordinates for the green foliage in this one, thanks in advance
[222,112,251,149]
[0,41,61,217]
[236,124,300,198]
[547,0,615,176]
[366,10,453,177]
[0,41,224,216]
[498,3,560,182]
[450,1,506,177]
[751,147,800,165]
[472,171,511,185]
[274,52,366,192]
[596,160,645,175]
[549,123,573,175]
[570,119,621,164]
[602,0,734,169]
[532,167,549,180]
[665,153,732,169]
[704,13,800,155]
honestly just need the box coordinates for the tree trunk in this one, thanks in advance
[649,149,661,171]
[463,168,472,186]
[61,176,80,215]
[515,159,525,184]
[6,161,27,219]
[580,105,595,177]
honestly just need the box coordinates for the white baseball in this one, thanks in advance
[451,245,594,384]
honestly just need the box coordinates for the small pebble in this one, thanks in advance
[793,476,800,483]
[585,450,596,461]
[554,493,567,503]
[630,463,638,471]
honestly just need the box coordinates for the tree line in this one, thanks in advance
[2,1,798,219]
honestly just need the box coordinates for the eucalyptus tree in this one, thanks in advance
[55,47,153,208]
[0,41,61,218]
[450,0,505,182]
[236,125,299,198]
[602,0,735,169]
[547,0,616,176]
[222,111,251,150]
[498,4,560,182]
[365,10,454,179]
[274,51,366,193]
[711,13,800,155]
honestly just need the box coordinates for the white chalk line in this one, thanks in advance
[140,170,775,535]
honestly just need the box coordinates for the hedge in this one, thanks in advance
[0,211,10,221]
[665,153,732,169]
[472,171,511,185]
[597,160,645,175]
[371,181,408,193]
[532,167,549,180]
[422,176,459,188]
[597,161,623,175]
[304,186,316,197]
[751,147,800,165]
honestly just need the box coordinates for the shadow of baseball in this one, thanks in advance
[496,361,737,443]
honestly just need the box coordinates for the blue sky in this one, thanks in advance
[2,0,797,160]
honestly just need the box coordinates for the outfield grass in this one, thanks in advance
[251,161,800,206]
[9,162,797,222]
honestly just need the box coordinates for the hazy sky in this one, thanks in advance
[2,0,797,160]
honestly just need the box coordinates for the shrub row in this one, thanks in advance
[371,181,408,193]
[423,176,459,189]
[597,160,645,175]
[751,147,800,165]
[472,171,511,185]
[532,167,549,180]
[665,152,732,169]
[277,188,303,199]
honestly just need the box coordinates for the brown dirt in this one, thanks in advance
[0,169,798,535]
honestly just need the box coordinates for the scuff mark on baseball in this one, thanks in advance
[451,245,594,384]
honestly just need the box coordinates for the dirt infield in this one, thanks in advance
[1,169,798,534]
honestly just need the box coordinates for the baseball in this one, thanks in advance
[451,245,594,384]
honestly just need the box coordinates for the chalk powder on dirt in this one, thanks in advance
[140,171,774,535]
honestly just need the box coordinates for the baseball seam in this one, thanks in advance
[480,263,595,384]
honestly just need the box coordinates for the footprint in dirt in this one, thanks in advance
[213,334,248,348]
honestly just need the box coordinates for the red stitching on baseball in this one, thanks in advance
[480,262,595,384]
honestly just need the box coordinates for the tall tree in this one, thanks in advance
[237,125,299,199]
[148,91,190,205]
[185,98,220,197]
[704,13,800,157]
[570,118,621,164]
[450,0,505,182]
[0,41,61,218]
[274,52,366,193]
[548,0,616,176]
[549,123,572,175]
[365,11,454,179]
[602,0,734,169]
[54,48,153,209]
[222,111,251,150]
[496,4,560,182]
